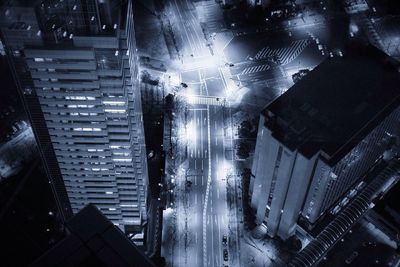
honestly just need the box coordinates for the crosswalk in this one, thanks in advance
[240,63,270,75]
[356,13,384,50]
[254,39,310,65]
[187,95,226,106]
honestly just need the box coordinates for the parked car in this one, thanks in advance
[223,249,228,261]
[222,235,228,246]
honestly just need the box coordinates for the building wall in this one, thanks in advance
[1,1,148,232]
[24,29,148,231]
[251,114,305,238]
[278,152,317,239]
[0,5,74,220]
[251,105,400,239]
[303,106,400,223]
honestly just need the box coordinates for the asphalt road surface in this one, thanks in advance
[170,63,239,267]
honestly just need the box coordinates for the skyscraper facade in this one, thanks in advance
[0,0,148,233]
[250,45,400,239]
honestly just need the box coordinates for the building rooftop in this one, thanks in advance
[31,204,156,267]
[262,44,400,165]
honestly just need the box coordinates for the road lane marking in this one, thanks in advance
[195,159,197,169]
[217,188,220,199]
[172,0,195,55]
[195,193,197,205]
[203,104,213,267]
[201,160,204,169]
[216,136,218,145]
[216,154,219,164]
[201,175,204,186]
[201,110,204,158]
[194,175,197,186]
[218,215,222,266]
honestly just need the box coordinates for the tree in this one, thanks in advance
[237,141,250,159]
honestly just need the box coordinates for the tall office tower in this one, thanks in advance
[0,0,148,234]
[250,45,400,240]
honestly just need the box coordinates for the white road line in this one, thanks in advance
[202,175,204,186]
[195,159,197,169]
[194,110,198,157]
[216,136,218,145]
[195,193,197,204]
[217,188,220,199]
[203,104,213,267]
[172,0,194,56]
[202,160,204,169]
[218,215,222,266]
[195,175,197,186]
[201,110,204,158]
[216,154,219,164]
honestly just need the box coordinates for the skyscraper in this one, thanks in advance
[0,0,148,234]
[250,45,400,239]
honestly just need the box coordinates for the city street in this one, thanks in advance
[169,65,240,267]
[161,1,343,267]
[161,0,241,266]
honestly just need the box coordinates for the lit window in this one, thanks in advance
[120,204,138,207]
[113,152,130,156]
[104,109,125,113]
[34,58,44,62]
[102,101,125,106]
[113,158,132,162]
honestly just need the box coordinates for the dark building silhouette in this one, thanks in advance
[31,204,156,267]
[0,0,149,238]
[250,44,400,239]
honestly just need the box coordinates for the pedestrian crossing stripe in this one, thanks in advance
[186,95,226,106]
[254,39,310,65]
[240,63,270,75]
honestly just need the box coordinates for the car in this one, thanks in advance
[180,82,188,88]
[222,235,228,246]
[223,249,228,261]
[345,251,358,264]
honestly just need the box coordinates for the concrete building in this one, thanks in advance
[31,204,156,267]
[0,0,148,235]
[250,45,400,239]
